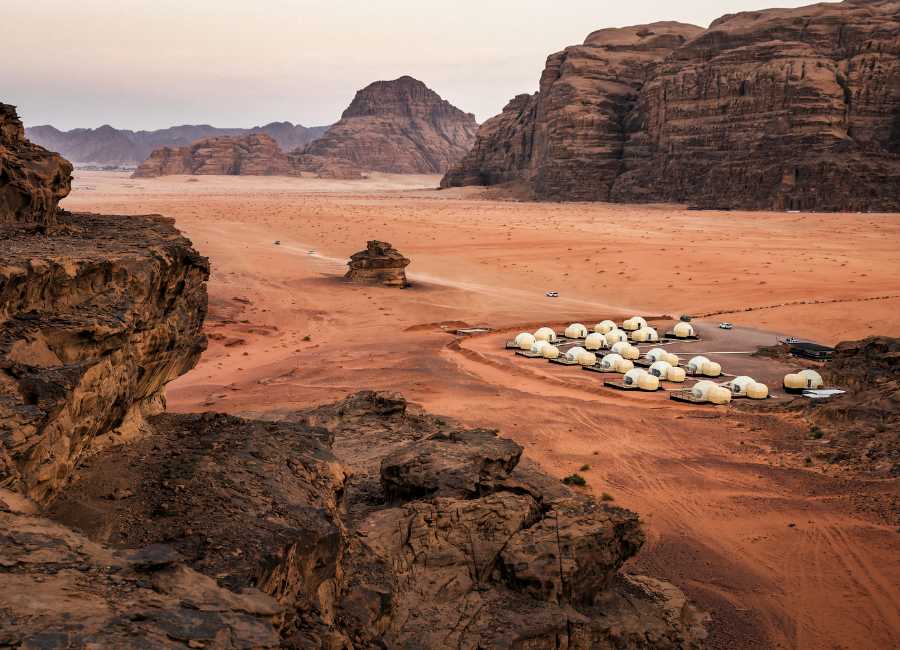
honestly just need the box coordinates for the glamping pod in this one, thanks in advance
[783,373,805,390]
[798,369,824,389]
[747,382,769,400]
[515,332,536,350]
[605,329,629,345]
[531,340,551,355]
[631,327,660,343]
[667,367,687,383]
[702,361,723,377]
[687,356,710,374]
[534,327,557,343]
[576,350,597,366]
[611,342,639,360]
[541,344,560,359]
[673,322,695,338]
[664,353,680,367]
[692,381,732,404]
[649,360,673,379]
[565,323,588,339]
[646,347,667,362]
[709,386,732,405]
[594,320,617,334]
[623,368,648,387]
[585,333,608,351]
[616,359,635,373]
[622,316,647,331]
[691,380,718,401]
[637,373,661,391]
[600,353,623,370]
[731,376,756,396]
[565,346,587,362]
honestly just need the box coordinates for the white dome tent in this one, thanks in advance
[622,316,648,332]
[702,361,722,377]
[565,346,587,362]
[594,320,617,334]
[646,348,667,363]
[584,333,609,351]
[565,323,588,339]
[515,332,536,350]
[649,360,673,379]
[731,376,756,396]
[784,369,824,391]
[672,322,695,338]
[631,327,660,343]
[534,327,557,343]
[691,380,732,404]
[687,356,710,374]
[605,329,629,345]
[531,340,551,355]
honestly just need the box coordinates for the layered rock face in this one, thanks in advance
[133,133,291,177]
[344,240,411,287]
[43,391,707,648]
[0,212,209,503]
[292,76,478,177]
[27,121,329,166]
[443,0,900,211]
[0,103,72,227]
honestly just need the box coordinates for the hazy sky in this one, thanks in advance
[7,0,830,131]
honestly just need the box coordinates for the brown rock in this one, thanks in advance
[292,76,478,176]
[0,212,209,503]
[443,1,900,212]
[133,133,291,177]
[0,103,73,228]
[344,240,410,288]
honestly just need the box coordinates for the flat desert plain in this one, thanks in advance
[65,171,900,649]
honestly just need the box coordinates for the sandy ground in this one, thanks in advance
[64,171,900,649]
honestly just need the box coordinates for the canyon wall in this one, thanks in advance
[133,133,291,177]
[0,103,72,227]
[443,0,900,211]
[293,76,479,177]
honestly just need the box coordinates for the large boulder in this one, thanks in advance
[0,103,72,228]
[344,240,410,288]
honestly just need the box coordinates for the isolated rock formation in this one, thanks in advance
[344,240,411,288]
[133,133,291,177]
[44,392,708,648]
[292,76,478,177]
[0,212,209,503]
[0,103,72,227]
[443,0,900,211]
[27,121,329,166]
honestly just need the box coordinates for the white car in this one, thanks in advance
[545,291,559,298]
[719,322,733,330]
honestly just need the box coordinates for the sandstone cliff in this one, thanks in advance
[443,0,900,211]
[27,121,329,166]
[292,76,478,177]
[133,133,290,177]
[0,103,72,228]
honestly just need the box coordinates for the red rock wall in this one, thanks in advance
[133,133,291,177]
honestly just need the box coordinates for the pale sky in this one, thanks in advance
[6,0,831,131]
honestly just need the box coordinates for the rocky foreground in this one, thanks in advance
[442,0,900,211]
[1,102,705,647]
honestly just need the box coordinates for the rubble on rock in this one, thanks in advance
[344,240,411,288]
[442,1,900,211]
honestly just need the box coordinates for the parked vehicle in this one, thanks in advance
[719,322,733,330]
[545,291,559,298]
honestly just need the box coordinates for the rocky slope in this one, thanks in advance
[133,133,291,177]
[292,76,478,177]
[0,103,72,228]
[27,121,329,166]
[443,0,900,211]
[344,240,410,287]
[44,392,708,648]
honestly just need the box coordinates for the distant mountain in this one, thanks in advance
[25,122,330,166]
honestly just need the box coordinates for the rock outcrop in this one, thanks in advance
[443,1,900,211]
[344,240,411,288]
[0,103,72,228]
[43,391,708,648]
[0,211,209,503]
[133,133,291,177]
[27,121,329,166]
[292,76,478,177]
